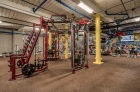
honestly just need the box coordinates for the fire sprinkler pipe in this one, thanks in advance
[55,0,91,19]
[32,0,47,12]
[105,11,128,15]
[120,0,129,18]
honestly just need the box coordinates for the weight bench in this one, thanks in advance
[2,52,8,58]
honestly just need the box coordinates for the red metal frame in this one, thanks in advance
[9,17,49,81]
[43,35,45,57]
[58,31,59,57]
[50,14,67,21]
[9,56,27,81]
[26,24,42,63]
[45,24,49,65]
[72,22,89,73]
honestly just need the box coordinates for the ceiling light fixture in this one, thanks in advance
[0,21,2,23]
[78,1,93,13]
[41,28,45,31]
[35,28,39,30]
[135,18,140,21]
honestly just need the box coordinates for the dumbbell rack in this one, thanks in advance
[8,17,49,80]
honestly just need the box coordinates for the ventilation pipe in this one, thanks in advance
[105,11,128,16]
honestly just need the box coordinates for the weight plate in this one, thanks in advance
[17,60,26,67]
[22,64,29,76]
[17,60,22,67]
[25,66,33,77]
[29,64,36,73]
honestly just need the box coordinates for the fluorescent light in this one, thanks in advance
[35,28,39,30]
[0,21,2,23]
[78,1,93,13]
[135,18,140,21]
[41,28,44,31]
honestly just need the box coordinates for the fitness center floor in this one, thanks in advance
[0,55,140,92]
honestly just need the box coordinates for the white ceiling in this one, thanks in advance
[0,0,139,31]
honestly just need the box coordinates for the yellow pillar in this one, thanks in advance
[65,24,69,59]
[93,14,103,65]
[65,32,68,58]
[49,31,52,49]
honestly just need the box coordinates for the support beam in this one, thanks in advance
[0,16,32,27]
[0,0,50,19]
[18,26,25,31]
[65,31,68,59]
[93,14,103,65]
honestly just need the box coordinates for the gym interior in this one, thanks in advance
[0,0,140,92]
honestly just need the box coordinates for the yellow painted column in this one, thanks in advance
[93,14,103,65]
[65,31,68,58]
[49,31,52,49]
[65,24,69,59]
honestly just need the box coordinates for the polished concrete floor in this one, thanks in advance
[0,55,140,92]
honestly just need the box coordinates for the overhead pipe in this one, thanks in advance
[102,21,140,30]
[105,11,128,15]
[102,15,140,25]
[32,0,47,13]
[89,21,140,31]
[22,0,57,14]
[55,0,91,19]
[120,0,129,18]
[97,0,132,13]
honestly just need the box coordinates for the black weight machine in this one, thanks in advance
[128,44,137,58]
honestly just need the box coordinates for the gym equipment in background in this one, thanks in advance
[128,44,137,58]
[89,45,95,55]
[71,19,89,74]
[2,52,13,58]
[47,32,59,60]
[112,45,122,57]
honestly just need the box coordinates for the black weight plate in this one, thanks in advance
[29,64,36,73]
[39,63,43,68]
[17,60,22,67]
[21,64,29,76]
[25,66,33,77]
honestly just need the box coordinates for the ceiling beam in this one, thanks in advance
[0,16,32,27]
[0,0,50,19]
[18,26,25,31]
[80,0,114,22]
